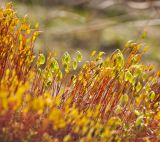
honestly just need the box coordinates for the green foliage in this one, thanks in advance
[73,58,77,70]
[77,51,82,62]
[37,53,45,67]
[0,3,160,142]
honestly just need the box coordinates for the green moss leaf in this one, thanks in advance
[149,91,156,102]
[73,58,77,70]
[77,51,82,62]
[136,82,142,93]
[91,50,96,57]
[116,51,124,69]
[125,70,133,83]
[37,53,45,67]
[135,115,144,128]
[50,58,59,73]
[120,94,128,106]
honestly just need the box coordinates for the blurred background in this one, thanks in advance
[1,0,160,66]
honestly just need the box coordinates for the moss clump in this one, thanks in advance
[0,3,160,142]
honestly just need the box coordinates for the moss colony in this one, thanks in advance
[0,3,160,142]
